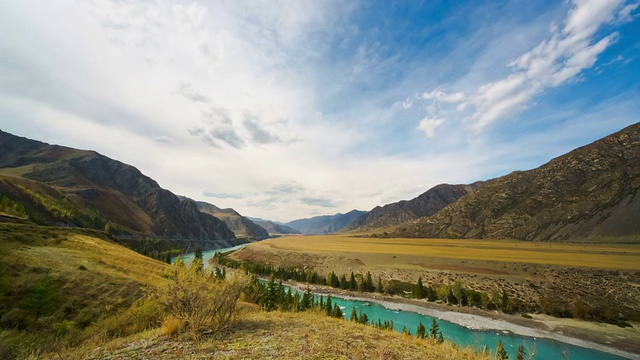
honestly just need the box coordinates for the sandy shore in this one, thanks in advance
[282,281,640,360]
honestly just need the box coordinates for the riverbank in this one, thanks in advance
[281,280,640,360]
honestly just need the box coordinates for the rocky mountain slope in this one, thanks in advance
[286,210,366,235]
[344,183,483,232]
[0,130,235,247]
[196,201,269,240]
[395,122,640,242]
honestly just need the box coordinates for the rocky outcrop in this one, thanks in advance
[344,183,483,232]
[395,122,640,242]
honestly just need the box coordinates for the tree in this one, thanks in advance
[350,306,358,322]
[413,277,425,299]
[332,303,343,318]
[165,252,172,264]
[429,318,440,339]
[22,273,59,320]
[363,272,374,292]
[501,289,510,313]
[377,277,383,293]
[452,281,466,306]
[416,322,426,339]
[194,247,204,272]
[349,272,357,291]
[516,345,525,360]
[358,310,368,325]
[497,339,509,360]
[437,332,444,344]
[326,295,333,316]
[339,274,348,289]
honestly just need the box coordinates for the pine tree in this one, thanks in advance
[437,332,444,344]
[413,277,425,299]
[164,252,172,264]
[350,306,358,322]
[364,271,374,292]
[377,277,383,293]
[501,289,510,312]
[497,339,509,360]
[429,318,440,339]
[358,311,368,324]
[326,295,333,316]
[349,272,357,291]
[194,247,204,271]
[339,274,348,289]
[516,345,525,360]
[332,303,343,318]
[416,322,426,338]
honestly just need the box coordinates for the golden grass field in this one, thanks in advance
[248,235,640,271]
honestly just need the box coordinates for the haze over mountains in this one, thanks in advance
[286,210,366,235]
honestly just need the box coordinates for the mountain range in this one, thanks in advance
[343,183,484,232]
[393,122,640,242]
[248,218,302,235]
[286,210,366,235]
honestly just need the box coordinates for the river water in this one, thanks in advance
[179,246,635,359]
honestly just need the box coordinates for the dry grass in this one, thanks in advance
[70,304,490,360]
[249,235,640,271]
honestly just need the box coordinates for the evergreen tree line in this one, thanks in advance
[215,254,524,314]
[242,275,395,332]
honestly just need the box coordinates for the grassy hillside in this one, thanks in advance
[67,305,488,360]
[0,224,168,358]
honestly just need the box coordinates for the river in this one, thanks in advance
[180,246,637,360]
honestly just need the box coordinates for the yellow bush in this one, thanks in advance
[160,315,182,336]
[157,260,247,336]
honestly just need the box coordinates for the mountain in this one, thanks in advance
[394,123,640,242]
[250,219,301,235]
[286,210,366,235]
[343,183,484,232]
[0,130,235,249]
[195,201,269,240]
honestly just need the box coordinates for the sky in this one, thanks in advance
[1,0,639,222]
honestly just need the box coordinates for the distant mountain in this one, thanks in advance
[343,183,483,232]
[195,201,269,240]
[286,210,366,235]
[0,130,235,249]
[250,219,301,235]
[395,122,640,242]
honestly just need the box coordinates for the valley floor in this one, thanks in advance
[231,235,640,357]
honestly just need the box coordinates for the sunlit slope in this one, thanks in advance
[396,122,640,242]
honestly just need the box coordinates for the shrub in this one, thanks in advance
[161,315,183,336]
[158,262,247,336]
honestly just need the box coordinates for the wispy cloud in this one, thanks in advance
[415,0,631,133]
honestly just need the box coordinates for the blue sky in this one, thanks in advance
[1,0,638,221]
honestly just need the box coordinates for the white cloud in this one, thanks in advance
[417,117,445,138]
[415,0,628,133]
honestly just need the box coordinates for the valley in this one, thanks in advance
[231,235,640,355]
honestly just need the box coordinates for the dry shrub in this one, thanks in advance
[161,315,182,336]
[158,260,247,336]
